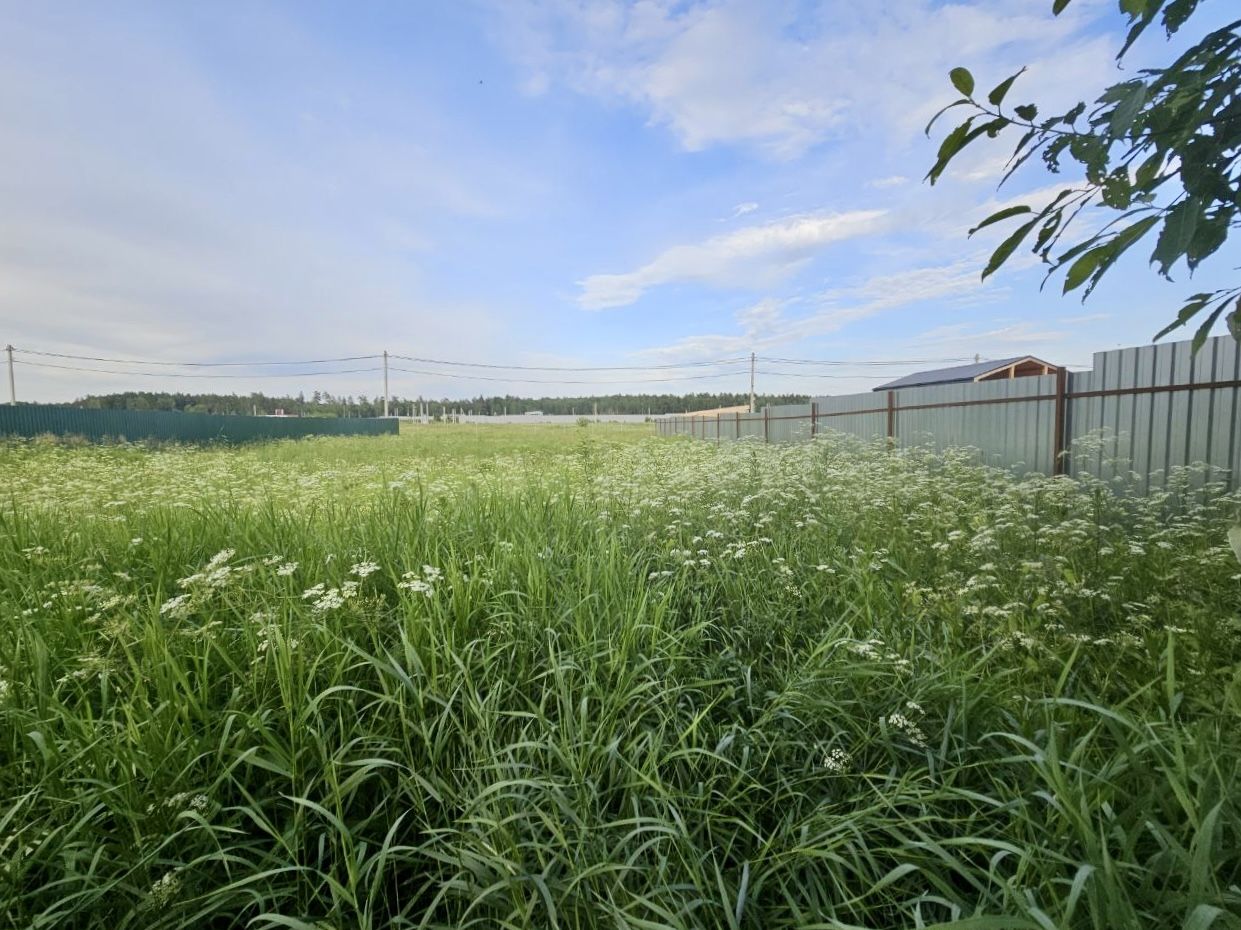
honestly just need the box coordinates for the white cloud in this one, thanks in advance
[579,209,888,309]
[868,176,910,189]
[730,201,759,218]
[490,0,1115,159]
[631,252,1003,361]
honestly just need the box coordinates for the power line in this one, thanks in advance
[389,354,749,371]
[17,357,753,386]
[15,360,385,379]
[17,345,990,373]
[16,346,749,372]
[388,365,751,385]
[754,370,894,379]
[16,348,381,367]
[758,355,976,366]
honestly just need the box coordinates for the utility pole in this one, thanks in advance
[749,352,756,413]
[382,350,390,418]
[5,345,14,405]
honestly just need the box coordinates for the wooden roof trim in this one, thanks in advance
[970,356,1058,382]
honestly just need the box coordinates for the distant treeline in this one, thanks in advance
[67,391,811,418]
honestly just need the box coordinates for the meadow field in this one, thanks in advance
[1,424,1239,929]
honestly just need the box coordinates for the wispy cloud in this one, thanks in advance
[579,209,888,309]
[868,175,910,189]
[491,0,1113,158]
[631,253,1003,361]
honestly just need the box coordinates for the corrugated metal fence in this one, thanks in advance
[658,334,1241,493]
[0,406,398,443]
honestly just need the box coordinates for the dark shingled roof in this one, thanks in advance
[872,357,1030,392]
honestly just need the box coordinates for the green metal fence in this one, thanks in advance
[0,406,397,443]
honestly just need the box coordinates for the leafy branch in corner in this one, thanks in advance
[926,0,1241,349]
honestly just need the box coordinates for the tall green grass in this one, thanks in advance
[1,427,1239,928]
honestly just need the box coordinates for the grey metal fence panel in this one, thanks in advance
[1065,335,1240,492]
[812,394,888,442]
[1066,366,1101,482]
[769,404,812,443]
[660,333,1241,493]
[739,412,765,440]
[0,406,397,443]
[891,375,1057,475]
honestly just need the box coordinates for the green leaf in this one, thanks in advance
[1134,151,1164,188]
[1153,292,1213,340]
[1052,0,1073,13]
[1081,214,1160,297]
[1150,197,1200,276]
[982,218,1039,280]
[926,117,992,185]
[1014,103,1039,121]
[950,67,975,96]
[1191,302,1229,352]
[924,98,971,136]
[969,205,1033,236]
[1108,83,1147,136]
[1063,246,1107,293]
[988,68,1025,107]
[1186,211,1230,270]
[1228,298,1241,342]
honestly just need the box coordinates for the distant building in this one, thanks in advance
[675,404,751,417]
[873,356,1060,392]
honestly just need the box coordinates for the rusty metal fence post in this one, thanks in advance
[1052,367,1068,475]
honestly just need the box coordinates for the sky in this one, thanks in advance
[1,0,1235,403]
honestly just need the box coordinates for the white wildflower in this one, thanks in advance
[147,870,182,908]
[312,589,346,612]
[159,594,192,619]
[821,747,851,772]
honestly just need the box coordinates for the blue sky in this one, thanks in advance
[1,0,1234,402]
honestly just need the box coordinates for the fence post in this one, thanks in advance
[886,391,896,448]
[716,412,721,444]
[736,411,741,440]
[1052,367,1068,476]
[763,406,769,442]
[810,401,818,438]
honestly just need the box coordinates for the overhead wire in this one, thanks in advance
[757,355,976,366]
[15,345,1084,388]
[16,348,381,367]
[17,346,994,373]
[389,354,749,371]
[388,365,752,385]
[14,360,385,379]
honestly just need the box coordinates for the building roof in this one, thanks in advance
[675,404,751,417]
[873,356,1043,392]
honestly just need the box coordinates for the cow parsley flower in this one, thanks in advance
[147,870,182,908]
[821,747,851,772]
[159,594,192,619]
